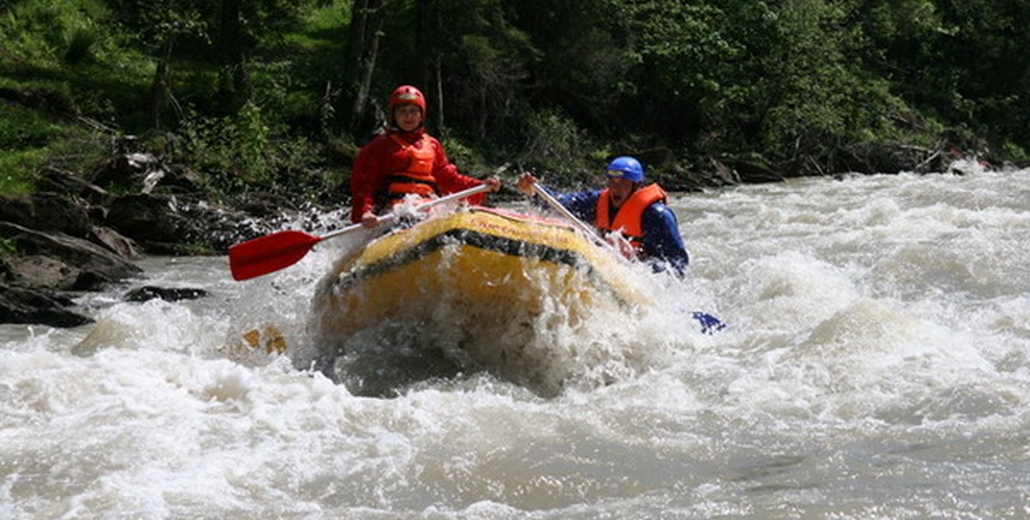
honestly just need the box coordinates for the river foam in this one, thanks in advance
[3,167,1029,518]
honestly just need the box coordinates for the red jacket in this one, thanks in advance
[350,127,486,223]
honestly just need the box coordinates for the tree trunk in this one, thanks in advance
[417,0,442,130]
[148,36,175,130]
[217,0,250,114]
[343,0,386,139]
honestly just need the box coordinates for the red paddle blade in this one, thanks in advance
[228,230,322,281]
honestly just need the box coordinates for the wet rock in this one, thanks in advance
[2,255,79,291]
[36,166,109,200]
[88,153,163,193]
[89,225,140,259]
[0,192,92,237]
[105,194,185,247]
[0,284,93,328]
[0,145,280,327]
[106,193,253,254]
[87,153,202,195]
[236,191,300,218]
[0,222,142,289]
[720,154,787,183]
[124,285,209,302]
[87,226,139,258]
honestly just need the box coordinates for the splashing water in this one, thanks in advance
[3,168,1030,518]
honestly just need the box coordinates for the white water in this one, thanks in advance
[3,164,1030,518]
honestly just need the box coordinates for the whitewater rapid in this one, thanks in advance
[3,164,1029,518]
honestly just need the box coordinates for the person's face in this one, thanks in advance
[606,177,637,207]
[394,104,423,131]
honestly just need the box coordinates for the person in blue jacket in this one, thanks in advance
[517,156,690,276]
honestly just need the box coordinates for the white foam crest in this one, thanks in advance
[724,251,860,333]
[2,345,419,514]
[71,299,229,357]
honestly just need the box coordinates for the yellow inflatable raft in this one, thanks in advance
[306,206,650,394]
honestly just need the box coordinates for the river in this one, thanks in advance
[3,163,1029,518]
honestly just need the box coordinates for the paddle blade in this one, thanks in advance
[692,312,726,335]
[229,230,322,280]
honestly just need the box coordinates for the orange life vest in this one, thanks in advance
[387,133,438,201]
[595,183,667,253]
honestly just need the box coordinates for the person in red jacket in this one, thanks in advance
[350,85,500,228]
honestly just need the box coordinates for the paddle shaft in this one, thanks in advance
[530,183,604,243]
[326,183,494,239]
[230,183,493,280]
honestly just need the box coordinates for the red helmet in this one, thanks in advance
[389,85,426,114]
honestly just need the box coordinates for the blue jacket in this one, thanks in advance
[536,186,690,276]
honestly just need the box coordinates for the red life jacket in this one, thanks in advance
[595,183,667,253]
[386,133,438,201]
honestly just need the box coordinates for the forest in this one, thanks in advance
[2,0,1028,202]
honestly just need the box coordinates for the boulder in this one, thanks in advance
[36,166,109,201]
[2,255,79,290]
[124,285,209,302]
[89,225,140,259]
[105,193,265,254]
[87,152,203,195]
[0,222,142,290]
[105,193,185,247]
[0,284,93,328]
[0,192,92,237]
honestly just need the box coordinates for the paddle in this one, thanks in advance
[229,183,493,281]
[529,181,726,334]
[530,182,606,244]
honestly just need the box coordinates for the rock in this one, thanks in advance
[105,193,185,247]
[0,192,92,237]
[720,154,787,183]
[236,191,300,218]
[709,158,742,185]
[36,166,109,200]
[2,255,78,290]
[0,222,142,289]
[0,284,93,328]
[87,153,160,193]
[124,285,209,302]
[89,226,140,259]
[105,193,264,254]
[87,153,202,195]
[0,146,277,327]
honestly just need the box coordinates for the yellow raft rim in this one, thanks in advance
[310,206,653,343]
[324,206,649,308]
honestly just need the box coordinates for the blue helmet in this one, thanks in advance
[605,156,645,183]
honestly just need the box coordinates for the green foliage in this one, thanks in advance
[442,0,537,122]
[176,100,331,198]
[1,0,101,64]
[0,100,69,194]
[1,0,1027,205]
[0,102,66,149]
[0,149,44,195]
[177,102,269,192]
[0,236,18,257]
[1000,142,1028,163]
[516,108,598,185]
[508,0,634,135]
[435,135,477,173]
